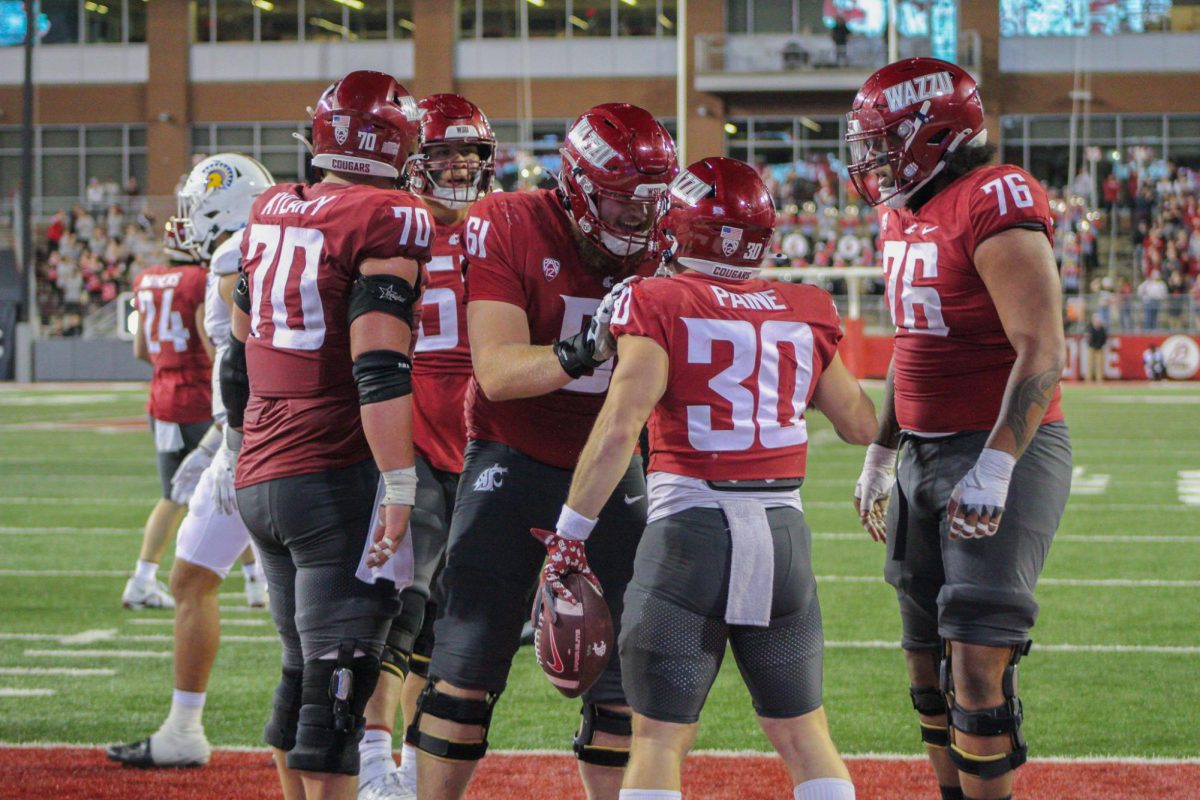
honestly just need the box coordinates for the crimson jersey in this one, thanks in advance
[878,165,1064,433]
[610,273,842,481]
[463,189,659,469]
[236,181,433,488]
[133,264,212,424]
[412,217,471,474]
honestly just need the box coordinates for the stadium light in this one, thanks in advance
[331,0,364,10]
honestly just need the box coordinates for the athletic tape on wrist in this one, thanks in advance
[865,442,897,471]
[382,467,418,507]
[975,447,1016,497]
[555,505,597,542]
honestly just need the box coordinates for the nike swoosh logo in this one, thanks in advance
[623,494,645,505]
[545,617,565,674]
[922,225,939,235]
[904,224,919,234]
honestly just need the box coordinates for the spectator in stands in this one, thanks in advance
[1138,269,1168,330]
[1144,344,1167,381]
[1085,313,1108,382]
[85,176,105,214]
[1167,270,1188,329]
[46,211,66,253]
[831,14,850,66]
[1103,172,1121,209]
[1118,277,1135,331]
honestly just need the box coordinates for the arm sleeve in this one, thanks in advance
[968,167,1055,253]
[460,196,525,307]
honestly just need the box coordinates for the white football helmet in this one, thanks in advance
[174,153,274,261]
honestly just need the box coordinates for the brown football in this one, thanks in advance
[531,573,614,698]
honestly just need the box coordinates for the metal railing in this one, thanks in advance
[695,30,981,76]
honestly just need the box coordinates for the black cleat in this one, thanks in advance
[105,735,209,768]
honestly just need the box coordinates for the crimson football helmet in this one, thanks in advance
[558,103,677,260]
[310,70,422,181]
[407,94,496,209]
[846,58,986,208]
[662,157,776,281]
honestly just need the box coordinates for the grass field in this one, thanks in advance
[0,381,1198,761]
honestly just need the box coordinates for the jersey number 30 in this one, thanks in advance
[685,318,814,452]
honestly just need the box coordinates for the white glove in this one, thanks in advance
[169,426,221,505]
[854,443,897,543]
[947,448,1016,540]
[587,276,641,362]
[209,427,242,516]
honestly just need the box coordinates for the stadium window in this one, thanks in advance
[260,0,299,41]
[726,0,748,33]
[617,0,658,37]
[393,0,415,39]
[215,126,255,149]
[40,0,81,44]
[126,0,146,43]
[1122,116,1165,143]
[573,2,613,37]
[214,0,254,41]
[307,0,354,40]
[342,0,390,39]
[752,0,792,34]
[261,150,303,183]
[0,155,21,198]
[42,154,82,200]
[1029,117,1071,141]
[86,128,123,149]
[526,0,567,37]
[86,154,124,187]
[479,0,518,38]
[658,0,676,35]
[1168,116,1200,139]
[84,0,121,43]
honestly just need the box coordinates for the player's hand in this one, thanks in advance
[209,444,238,515]
[946,448,1016,540]
[530,528,601,605]
[588,276,640,362]
[170,446,215,505]
[853,443,896,543]
[367,503,411,568]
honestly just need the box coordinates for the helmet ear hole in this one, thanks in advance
[927,128,950,146]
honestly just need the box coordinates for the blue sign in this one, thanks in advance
[930,0,958,63]
[0,2,51,47]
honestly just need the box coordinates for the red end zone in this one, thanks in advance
[3,748,1197,799]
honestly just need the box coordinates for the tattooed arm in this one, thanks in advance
[975,226,1066,459]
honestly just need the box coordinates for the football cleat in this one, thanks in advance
[106,729,211,768]
[122,577,175,610]
[357,764,415,800]
[244,574,269,609]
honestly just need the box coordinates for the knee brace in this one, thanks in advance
[573,704,631,768]
[910,685,950,748]
[405,681,497,762]
[380,616,415,680]
[941,640,1032,780]
[286,641,382,775]
[264,665,304,752]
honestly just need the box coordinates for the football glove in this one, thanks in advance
[947,447,1016,540]
[209,442,238,516]
[853,443,896,543]
[587,275,641,363]
[530,527,601,606]
[169,426,222,505]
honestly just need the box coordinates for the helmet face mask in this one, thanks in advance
[407,93,496,209]
[171,153,274,261]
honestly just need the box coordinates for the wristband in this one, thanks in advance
[555,505,598,542]
[382,467,418,506]
[224,425,243,454]
[864,442,897,470]
[197,425,223,456]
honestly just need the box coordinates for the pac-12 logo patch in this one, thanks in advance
[332,114,350,146]
[542,258,561,282]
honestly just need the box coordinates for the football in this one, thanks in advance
[531,573,614,699]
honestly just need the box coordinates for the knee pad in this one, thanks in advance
[405,680,497,762]
[573,704,631,768]
[910,686,950,748]
[408,599,438,679]
[264,665,304,752]
[942,640,1031,780]
[286,642,382,775]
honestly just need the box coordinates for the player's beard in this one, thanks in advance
[572,227,647,279]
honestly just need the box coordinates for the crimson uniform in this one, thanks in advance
[428,188,656,702]
[133,263,213,498]
[879,164,1064,433]
[610,273,843,723]
[232,180,432,766]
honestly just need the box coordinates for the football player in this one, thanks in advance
[847,59,1071,800]
[543,157,875,800]
[409,104,676,800]
[123,188,216,610]
[357,94,496,800]
[107,153,273,769]
[221,71,429,800]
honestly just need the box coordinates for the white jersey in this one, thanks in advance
[205,228,245,423]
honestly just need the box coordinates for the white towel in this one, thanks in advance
[153,419,184,453]
[718,499,774,627]
[355,473,414,589]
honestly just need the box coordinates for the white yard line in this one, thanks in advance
[2,632,274,644]
[23,649,172,659]
[0,688,55,697]
[0,668,115,676]
[825,640,1200,654]
[811,532,1200,543]
[128,618,267,627]
[0,527,140,536]
[815,575,1200,588]
[0,497,153,505]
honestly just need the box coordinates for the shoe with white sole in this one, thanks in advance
[106,727,211,768]
[244,574,269,608]
[357,766,416,800]
[122,577,175,610]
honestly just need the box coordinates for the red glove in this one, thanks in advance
[530,528,601,605]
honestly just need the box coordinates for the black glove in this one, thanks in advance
[554,331,607,379]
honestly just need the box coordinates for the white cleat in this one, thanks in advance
[106,727,211,768]
[122,577,175,610]
[244,574,269,608]
[357,767,416,800]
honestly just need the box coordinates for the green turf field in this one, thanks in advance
[0,382,1197,757]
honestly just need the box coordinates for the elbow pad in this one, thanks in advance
[348,274,420,329]
[353,350,413,405]
[219,335,250,429]
[232,273,252,314]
